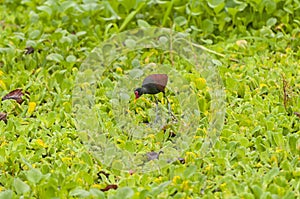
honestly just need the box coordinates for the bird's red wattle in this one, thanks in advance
[134,91,139,99]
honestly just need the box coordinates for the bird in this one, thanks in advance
[134,74,176,123]
[134,74,168,99]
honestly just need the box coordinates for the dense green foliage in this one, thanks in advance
[0,0,299,198]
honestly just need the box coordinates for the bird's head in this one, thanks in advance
[134,88,143,99]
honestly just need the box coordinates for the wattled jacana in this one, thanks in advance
[134,74,168,99]
[134,74,176,122]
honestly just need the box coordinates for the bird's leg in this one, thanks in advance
[164,93,177,122]
[154,96,159,124]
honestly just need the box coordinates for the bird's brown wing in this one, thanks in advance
[142,74,168,91]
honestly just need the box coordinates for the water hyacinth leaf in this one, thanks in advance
[76,31,87,37]
[66,55,77,63]
[129,69,144,79]
[264,0,277,14]
[202,19,214,33]
[89,188,105,199]
[183,165,197,179]
[174,16,187,26]
[115,187,134,198]
[14,178,30,195]
[124,39,136,48]
[208,0,225,14]
[37,5,52,16]
[26,168,43,184]
[150,181,171,196]
[263,167,280,186]
[80,152,93,166]
[207,0,224,8]
[0,190,13,199]
[46,53,64,62]
[251,185,263,198]
[137,19,151,28]
[266,17,277,27]
[29,30,41,39]
[69,188,90,197]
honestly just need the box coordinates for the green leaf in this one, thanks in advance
[119,1,145,31]
[174,16,187,26]
[81,152,93,166]
[26,168,43,184]
[69,188,90,197]
[115,187,134,199]
[0,190,13,199]
[263,168,280,186]
[89,188,105,198]
[14,178,30,195]
[137,19,151,28]
[183,165,197,179]
[202,19,214,33]
[207,0,224,8]
[37,5,52,16]
[264,0,276,14]
[46,53,64,62]
[76,31,87,37]
[266,17,277,27]
[162,1,173,26]
[124,39,136,48]
[129,69,144,78]
[29,30,41,39]
[150,181,171,196]
[251,185,263,198]
[66,55,77,63]
[124,141,135,152]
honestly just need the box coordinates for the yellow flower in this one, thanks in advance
[172,176,180,184]
[0,141,8,147]
[270,155,277,164]
[61,157,72,163]
[27,102,36,115]
[147,134,155,139]
[116,67,123,74]
[0,80,7,90]
[259,83,267,88]
[36,139,47,148]
[154,176,162,183]
[195,78,206,90]
[220,183,226,189]
[204,165,211,172]
[185,152,197,162]
[255,162,263,168]
[91,184,102,189]
[181,180,189,191]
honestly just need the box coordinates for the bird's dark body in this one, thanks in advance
[134,73,176,122]
[134,74,168,98]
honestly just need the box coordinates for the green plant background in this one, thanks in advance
[0,0,299,198]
